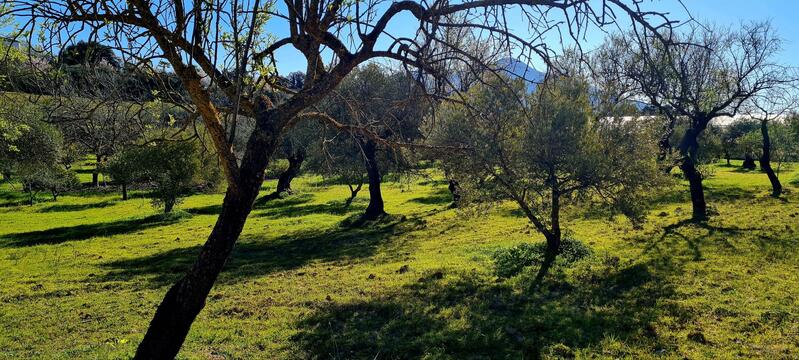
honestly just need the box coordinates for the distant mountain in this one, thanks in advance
[456,57,651,112]
[496,57,545,92]
[497,58,651,111]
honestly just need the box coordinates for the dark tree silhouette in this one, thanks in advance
[58,40,121,68]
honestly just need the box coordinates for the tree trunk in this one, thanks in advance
[92,154,101,187]
[345,182,362,207]
[680,157,707,221]
[443,169,461,206]
[677,126,708,221]
[760,120,782,197]
[275,151,304,195]
[532,188,561,285]
[28,183,34,206]
[134,120,280,359]
[164,198,175,214]
[121,183,128,201]
[742,153,757,170]
[447,179,461,206]
[361,140,385,220]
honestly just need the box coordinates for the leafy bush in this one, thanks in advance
[22,166,81,202]
[141,141,201,213]
[105,149,141,200]
[492,237,592,278]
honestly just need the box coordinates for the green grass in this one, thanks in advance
[1,161,799,359]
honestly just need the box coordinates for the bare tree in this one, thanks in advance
[744,84,799,197]
[608,22,788,220]
[6,0,678,357]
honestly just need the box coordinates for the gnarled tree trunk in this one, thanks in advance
[163,198,176,214]
[345,182,362,207]
[532,186,562,285]
[134,120,281,359]
[121,183,128,201]
[677,126,708,221]
[443,169,461,207]
[759,120,782,197]
[361,140,385,220]
[275,150,305,195]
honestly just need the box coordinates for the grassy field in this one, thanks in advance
[1,161,799,359]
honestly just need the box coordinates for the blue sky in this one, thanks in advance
[268,0,799,74]
[4,1,798,74]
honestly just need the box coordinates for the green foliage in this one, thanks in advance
[0,40,54,94]
[722,119,760,160]
[492,237,592,278]
[23,166,81,200]
[0,103,77,204]
[432,75,665,232]
[132,141,201,213]
[308,64,427,185]
[105,148,141,186]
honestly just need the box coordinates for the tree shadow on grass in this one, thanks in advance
[185,204,223,215]
[640,218,781,263]
[291,258,685,359]
[406,187,453,206]
[37,200,115,213]
[0,214,182,248]
[704,185,759,202]
[650,185,759,207]
[253,193,314,209]
[255,198,365,219]
[95,216,427,288]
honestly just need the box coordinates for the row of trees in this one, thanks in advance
[5,0,798,357]
[598,22,797,218]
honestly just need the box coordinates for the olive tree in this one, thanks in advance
[105,147,140,200]
[5,0,678,355]
[743,86,799,197]
[260,72,315,200]
[136,141,201,213]
[0,102,80,204]
[432,75,662,278]
[606,22,788,220]
[721,119,760,166]
[315,64,427,221]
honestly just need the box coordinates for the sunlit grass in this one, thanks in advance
[1,161,798,359]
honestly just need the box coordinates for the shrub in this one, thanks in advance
[492,237,592,278]
[105,148,141,200]
[22,166,81,203]
[118,141,201,213]
[144,141,200,213]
